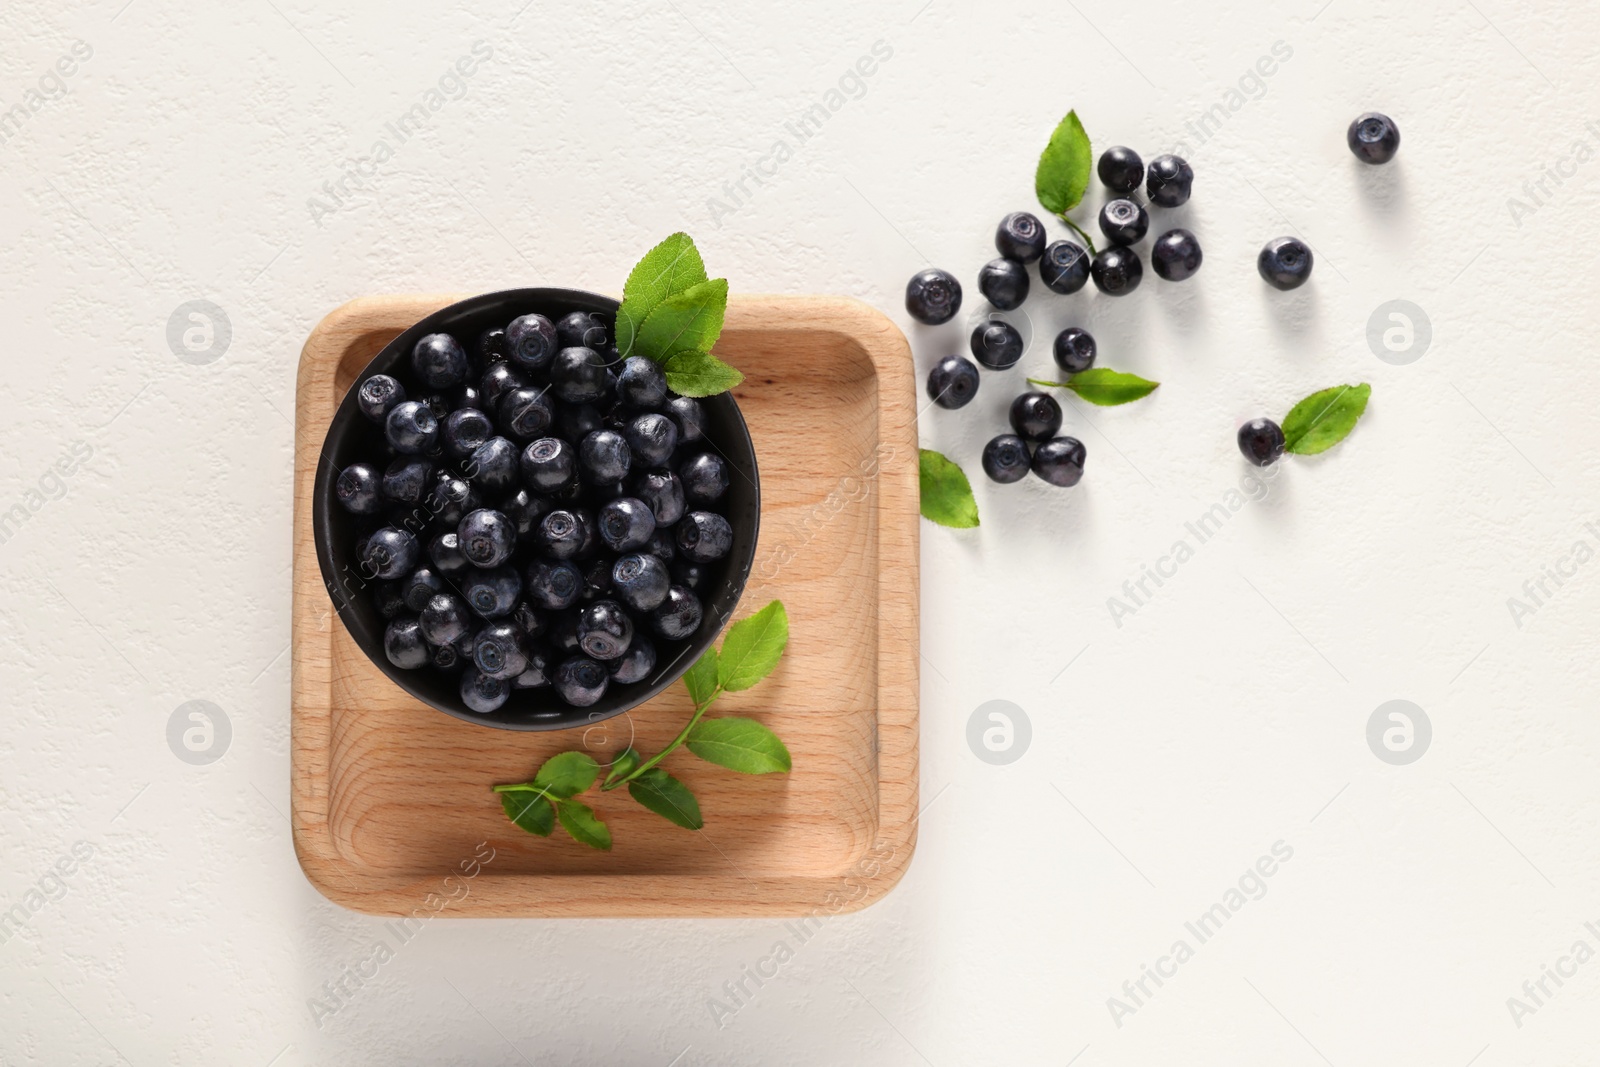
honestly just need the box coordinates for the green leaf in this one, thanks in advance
[533,751,600,799]
[602,748,642,789]
[617,233,708,358]
[1282,383,1372,455]
[500,791,555,836]
[1035,110,1093,215]
[919,449,979,529]
[663,350,744,398]
[683,647,720,707]
[627,769,704,829]
[636,277,728,364]
[1029,368,1161,406]
[717,601,788,692]
[556,800,613,850]
[686,717,792,774]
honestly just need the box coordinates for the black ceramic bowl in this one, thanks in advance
[312,288,760,731]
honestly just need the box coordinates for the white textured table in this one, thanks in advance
[3,0,1598,1063]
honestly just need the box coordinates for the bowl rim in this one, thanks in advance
[310,286,760,732]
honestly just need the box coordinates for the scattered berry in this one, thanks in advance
[1150,228,1203,281]
[1091,246,1144,295]
[1009,392,1063,441]
[1258,237,1314,290]
[927,355,981,410]
[995,212,1047,262]
[905,268,963,325]
[1039,240,1090,294]
[970,320,1025,369]
[1237,418,1286,466]
[1032,436,1086,486]
[978,257,1030,311]
[1098,199,1149,246]
[1146,154,1194,207]
[1097,146,1144,193]
[1347,112,1399,164]
[982,434,1031,484]
[1052,328,1096,373]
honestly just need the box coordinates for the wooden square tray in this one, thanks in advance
[290,294,920,916]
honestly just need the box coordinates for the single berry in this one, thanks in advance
[497,386,554,440]
[431,474,474,528]
[970,320,1024,369]
[520,437,575,494]
[458,508,515,568]
[1032,436,1086,486]
[995,212,1047,262]
[679,453,729,505]
[1258,237,1314,290]
[362,527,419,579]
[528,559,584,610]
[550,347,610,404]
[616,356,669,409]
[927,355,980,410]
[473,622,529,680]
[461,565,522,619]
[1097,146,1144,193]
[1009,392,1063,442]
[578,599,633,660]
[466,437,519,496]
[537,508,586,560]
[978,257,1030,310]
[335,463,382,514]
[384,617,428,670]
[1237,418,1286,466]
[612,552,671,612]
[506,313,558,372]
[420,593,472,646]
[381,457,433,505]
[982,435,1031,484]
[556,310,610,350]
[357,375,405,423]
[554,656,610,707]
[411,333,468,388]
[401,567,446,612]
[1347,112,1399,164]
[1091,246,1144,295]
[651,585,703,640]
[580,429,632,484]
[609,635,656,684]
[598,496,657,552]
[1098,198,1149,246]
[904,268,963,325]
[625,413,679,468]
[1151,229,1203,281]
[428,532,468,575]
[629,470,686,526]
[442,408,494,459]
[479,362,527,409]
[1146,154,1194,207]
[460,666,510,713]
[677,510,733,562]
[385,400,439,455]
[1039,240,1090,294]
[667,397,705,444]
[1053,328,1096,374]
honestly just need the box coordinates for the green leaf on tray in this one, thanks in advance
[627,768,704,829]
[664,349,744,397]
[1029,368,1161,406]
[533,751,600,798]
[500,792,555,836]
[556,799,613,850]
[636,277,728,364]
[686,717,792,774]
[717,600,789,693]
[602,748,642,789]
[1282,383,1371,455]
[1035,109,1093,215]
[683,647,720,706]
[617,232,709,359]
[919,448,979,529]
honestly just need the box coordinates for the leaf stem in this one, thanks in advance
[1027,378,1070,389]
[600,687,723,791]
[491,783,562,805]
[1056,214,1098,256]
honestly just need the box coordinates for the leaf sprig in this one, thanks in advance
[1281,383,1370,454]
[1027,368,1160,407]
[493,601,791,849]
[919,449,979,529]
[1034,109,1098,254]
[616,233,743,397]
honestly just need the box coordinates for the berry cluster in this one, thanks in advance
[334,310,734,714]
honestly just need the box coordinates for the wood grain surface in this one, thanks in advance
[290,294,920,917]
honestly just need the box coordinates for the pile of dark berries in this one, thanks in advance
[334,310,734,714]
[907,145,1202,488]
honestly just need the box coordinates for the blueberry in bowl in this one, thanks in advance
[313,286,760,732]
